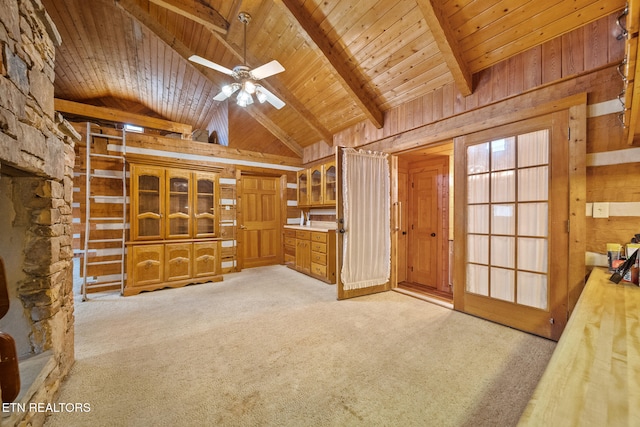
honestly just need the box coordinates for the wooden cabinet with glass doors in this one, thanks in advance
[297,169,309,207]
[132,165,164,240]
[323,161,336,205]
[166,169,191,239]
[310,165,323,205]
[296,160,336,207]
[126,163,222,296]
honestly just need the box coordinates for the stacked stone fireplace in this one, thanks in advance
[0,0,77,425]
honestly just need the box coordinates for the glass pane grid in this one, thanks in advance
[466,130,550,309]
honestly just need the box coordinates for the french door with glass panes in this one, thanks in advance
[454,113,569,340]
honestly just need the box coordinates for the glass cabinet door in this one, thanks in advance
[297,170,308,207]
[133,165,164,240]
[166,169,191,239]
[194,172,217,238]
[310,167,323,205]
[323,162,336,205]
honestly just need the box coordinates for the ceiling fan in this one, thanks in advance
[189,12,286,109]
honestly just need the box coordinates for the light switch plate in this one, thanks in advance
[592,202,609,218]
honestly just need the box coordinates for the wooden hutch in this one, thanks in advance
[125,159,223,296]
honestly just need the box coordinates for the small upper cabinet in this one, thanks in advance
[296,160,337,207]
[297,170,309,207]
[310,166,323,205]
[323,161,336,206]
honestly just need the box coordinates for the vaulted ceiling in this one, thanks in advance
[42,0,627,159]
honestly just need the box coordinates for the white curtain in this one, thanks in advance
[341,148,390,290]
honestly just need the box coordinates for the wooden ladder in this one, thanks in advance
[81,123,127,300]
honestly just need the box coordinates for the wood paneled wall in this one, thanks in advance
[311,13,625,164]
[303,12,636,263]
[72,123,302,290]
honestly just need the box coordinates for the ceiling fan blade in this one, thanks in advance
[256,86,286,110]
[188,55,234,76]
[213,91,230,101]
[250,60,285,80]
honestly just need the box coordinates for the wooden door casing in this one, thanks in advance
[396,167,409,284]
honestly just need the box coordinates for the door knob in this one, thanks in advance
[240,225,247,230]
[430,232,436,237]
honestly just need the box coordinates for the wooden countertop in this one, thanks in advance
[518,267,640,426]
[284,224,336,232]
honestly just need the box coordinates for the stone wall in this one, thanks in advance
[0,0,79,425]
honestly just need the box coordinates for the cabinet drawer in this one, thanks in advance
[311,251,326,265]
[284,229,296,238]
[311,232,327,243]
[311,262,327,277]
[296,230,311,240]
[284,236,296,247]
[311,242,326,253]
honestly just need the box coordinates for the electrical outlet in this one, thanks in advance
[592,202,609,219]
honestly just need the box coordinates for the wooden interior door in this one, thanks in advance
[454,113,570,340]
[336,147,393,299]
[240,175,281,269]
[407,158,447,289]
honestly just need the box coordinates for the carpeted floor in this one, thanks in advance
[44,265,555,427]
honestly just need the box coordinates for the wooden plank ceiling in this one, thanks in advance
[42,0,627,159]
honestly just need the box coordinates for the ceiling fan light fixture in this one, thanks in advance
[221,83,237,97]
[255,88,267,104]
[236,89,253,107]
[243,80,256,94]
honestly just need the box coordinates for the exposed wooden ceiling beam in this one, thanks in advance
[416,0,473,97]
[249,107,303,157]
[147,0,229,34]
[276,0,384,129]
[54,98,193,137]
[115,0,304,156]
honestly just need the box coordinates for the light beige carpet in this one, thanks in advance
[44,265,555,427]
